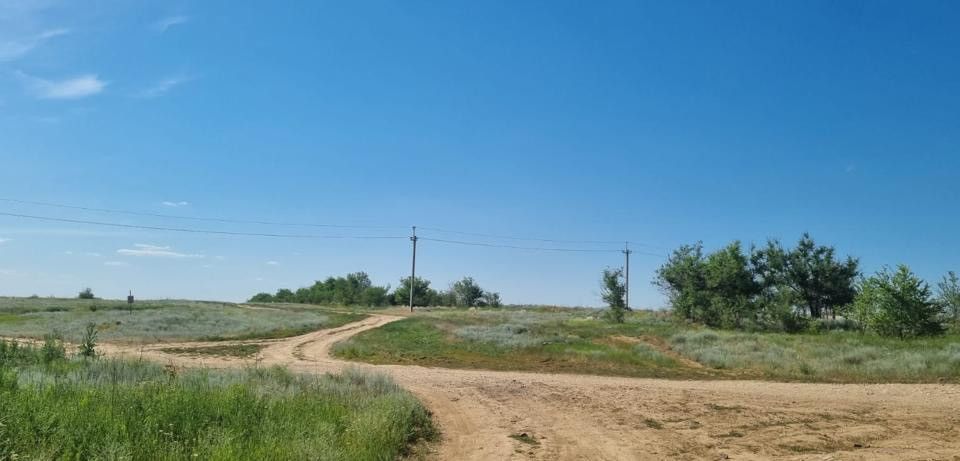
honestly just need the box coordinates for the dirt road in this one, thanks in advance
[103,314,960,460]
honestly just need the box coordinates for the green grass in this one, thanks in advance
[333,308,718,379]
[0,339,435,460]
[669,328,960,382]
[0,297,366,343]
[332,307,960,383]
[160,344,266,359]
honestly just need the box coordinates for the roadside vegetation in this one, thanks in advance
[160,343,266,359]
[0,297,365,343]
[656,233,958,338]
[333,307,960,383]
[250,272,501,308]
[0,337,435,460]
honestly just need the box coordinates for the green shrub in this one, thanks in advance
[79,322,98,359]
[41,333,65,363]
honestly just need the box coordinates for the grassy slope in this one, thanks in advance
[333,307,960,383]
[0,298,366,343]
[0,340,435,461]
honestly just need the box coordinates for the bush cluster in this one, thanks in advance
[251,273,501,308]
[657,233,954,337]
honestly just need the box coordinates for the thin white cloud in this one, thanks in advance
[104,261,129,267]
[16,71,106,99]
[0,28,69,61]
[266,261,279,266]
[136,75,193,99]
[153,15,188,32]
[161,200,190,207]
[84,252,101,257]
[117,243,203,259]
[64,250,73,255]
[0,237,10,244]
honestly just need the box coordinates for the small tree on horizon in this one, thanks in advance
[857,265,944,339]
[78,288,95,300]
[451,277,485,307]
[601,268,627,323]
[937,271,960,330]
[394,276,437,307]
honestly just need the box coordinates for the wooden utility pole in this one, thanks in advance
[623,242,632,310]
[409,226,418,312]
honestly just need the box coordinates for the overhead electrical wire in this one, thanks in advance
[418,226,628,245]
[419,237,665,256]
[0,198,671,254]
[0,198,403,230]
[0,212,407,240]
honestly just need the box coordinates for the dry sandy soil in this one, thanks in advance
[100,314,960,461]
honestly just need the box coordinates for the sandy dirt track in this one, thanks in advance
[100,314,960,461]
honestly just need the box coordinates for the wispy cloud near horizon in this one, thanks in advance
[118,243,203,259]
[136,75,193,99]
[161,201,190,207]
[152,15,188,32]
[16,71,106,99]
[0,28,69,61]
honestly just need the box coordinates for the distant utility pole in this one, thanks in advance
[409,226,418,312]
[623,242,632,310]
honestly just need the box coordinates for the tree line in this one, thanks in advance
[249,273,501,308]
[652,233,960,337]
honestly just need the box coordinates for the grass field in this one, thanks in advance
[0,298,366,343]
[0,338,435,460]
[333,307,960,383]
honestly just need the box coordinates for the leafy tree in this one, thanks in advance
[249,292,274,302]
[480,291,502,307]
[248,272,389,306]
[601,268,627,323]
[433,289,457,307]
[752,234,859,319]
[451,277,485,307]
[394,276,437,307]
[655,243,708,323]
[359,285,390,307]
[937,271,960,329]
[857,265,944,338]
[274,288,295,303]
[703,241,759,328]
[78,288,95,300]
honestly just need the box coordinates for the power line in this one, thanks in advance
[0,212,407,240]
[420,237,664,256]
[418,226,669,250]
[0,198,403,230]
[0,197,672,252]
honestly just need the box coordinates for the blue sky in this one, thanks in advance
[1,1,958,307]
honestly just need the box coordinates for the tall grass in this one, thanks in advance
[0,297,365,343]
[0,339,435,460]
[669,329,960,382]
